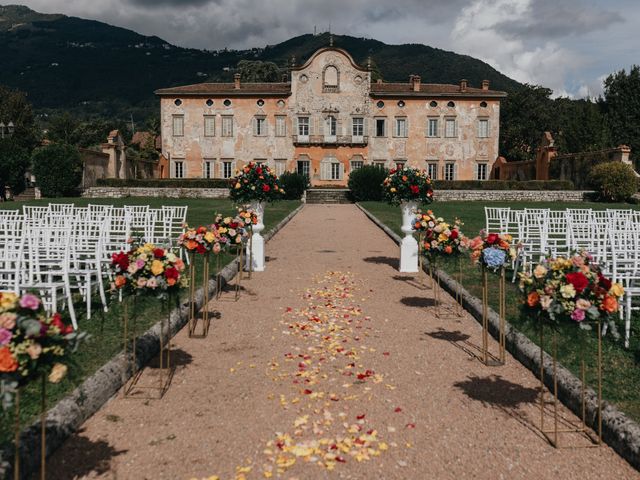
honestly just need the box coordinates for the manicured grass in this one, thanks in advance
[360,200,640,423]
[0,198,301,446]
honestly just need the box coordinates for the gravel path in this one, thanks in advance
[47,204,639,479]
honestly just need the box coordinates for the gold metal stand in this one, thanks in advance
[480,266,506,366]
[13,376,47,480]
[215,254,222,300]
[539,321,602,447]
[123,295,173,399]
[188,252,210,338]
[234,246,243,301]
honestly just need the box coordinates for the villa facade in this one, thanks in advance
[155,47,506,185]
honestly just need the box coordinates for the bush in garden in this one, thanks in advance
[278,171,309,200]
[588,161,639,202]
[31,143,83,197]
[348,165,389,201]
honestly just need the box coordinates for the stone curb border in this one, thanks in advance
[356,203,640,471]
[0,203,305,479]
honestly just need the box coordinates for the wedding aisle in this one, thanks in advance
[47,204,638,479]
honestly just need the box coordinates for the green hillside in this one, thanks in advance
[0,5,521,120]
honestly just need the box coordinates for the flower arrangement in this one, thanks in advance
[413,210,466,258]
[212,214,248,248]
[178,225,224,255]
[382,166,434,205]
[229,161,285,203]
[237,208,258,229]
[110,242,187,298]
[469,231,517,271]
[0,292,85,408]
[519,252,624,328]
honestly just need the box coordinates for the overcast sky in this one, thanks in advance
[17,0,640,98]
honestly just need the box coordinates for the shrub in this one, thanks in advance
[96,178,231,188]
[278,171,309,200]
[588,162,639,202]
[348,165,389,201]
[32,143,82,197]
[432,180,574,191]
[0,139,30,197]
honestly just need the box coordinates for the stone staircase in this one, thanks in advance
[305,189,353,204]
[13,187,37,201]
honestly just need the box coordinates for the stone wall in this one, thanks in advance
[82,187,229,199]
[434,189,592,202]
[83,186,593,202]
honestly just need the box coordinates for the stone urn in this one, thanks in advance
[399,200,419,272]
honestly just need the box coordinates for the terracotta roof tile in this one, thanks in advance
[370,82,507,97]
[155,82,291,96]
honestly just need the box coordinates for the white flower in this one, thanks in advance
[560,284,576,299]
[166,252,177,262]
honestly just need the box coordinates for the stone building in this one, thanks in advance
[155,46,506,185]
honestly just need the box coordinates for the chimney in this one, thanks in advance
[411,75,421,92]
[234,73,241,89]
[481,79,490,90]
[460,79,468,92]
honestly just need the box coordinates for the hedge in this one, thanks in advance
[96,178,231,188]
[432,180,575,191]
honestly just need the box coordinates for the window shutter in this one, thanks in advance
[363,118,368,137]
[336,116,342,136]
[474,163,478,180]
[309,116,315,136]
[453,163,458,181]
[339,162,345,180]
[320,161,330,181]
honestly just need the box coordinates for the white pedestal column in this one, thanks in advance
[399,200,419,273]
[246,201,265,272]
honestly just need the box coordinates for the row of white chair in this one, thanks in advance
[485,207,640,347]
[0,203,188,329]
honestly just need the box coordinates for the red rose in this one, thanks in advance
[153,248,165,259]
[51,312,73,335]
[196,244,206,254]
[450,229,459,240]
[486,233,499,245]
[565,272,589,293]
[229,222,239,229]
[165,267,179,280]
[598,273,612,291]
[256,167,263,175]
[390,168,397,174]
[197,226,207,234]
[262,184,271,192]
[111,251,129,271]
[410,185,420,194]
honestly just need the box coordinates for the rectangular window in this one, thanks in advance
[427,118,439,137]
[331,162,341,180]
[477,163,488,180]
[444,162,456,181]
[221,159,234,179]
[254,117,266,136]
[445,118,457,138]
[395,118,407,137]
[297,160,310,177]
[274,159,287,176]
[204,116,215,137]
[427,162,438,180]
[298,117,309,138]
[478,118,489,138]
[395,160,406,170]
[374,160,387,169]
[173,160,184,178]
[350,160,364,172]
[375,118,386,137]
[202,160,214,179]
[352,117,364,137]
[172,115,184,137]
[222,116,234,137]
[275,116,286,137]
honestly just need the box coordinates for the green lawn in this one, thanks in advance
[360,201,640,423]
[0,198,301,446]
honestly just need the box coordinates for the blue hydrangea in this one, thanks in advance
[483,247,507,270]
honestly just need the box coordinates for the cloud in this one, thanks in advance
[495,0,623,39]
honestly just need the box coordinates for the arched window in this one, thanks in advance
[447,101,456,108]
[323,65,339,92]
